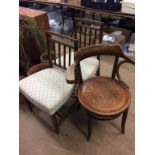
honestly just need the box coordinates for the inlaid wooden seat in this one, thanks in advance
[66,44,135,141]
[78,76,130,116]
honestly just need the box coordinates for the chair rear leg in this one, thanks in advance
[27,101,33,112]
[96,57,100,76]
[121,108,129,134]
[25,97,33,112]
[86,111,92,141]
[51,115,59,134]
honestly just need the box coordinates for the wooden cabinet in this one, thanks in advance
[19,7,50,75]
[19,6,50,31]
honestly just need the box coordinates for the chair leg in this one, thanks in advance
[96,68,100,76]
[77,103,81,110]
[121,108,129,134]
[51,115,59,134]
[86,111,92,141]
[25,98,33,112]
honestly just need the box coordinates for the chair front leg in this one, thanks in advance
[86,111,92,141]
[24,97,33,112]
[121,108,129,134]
[51,115,59,134]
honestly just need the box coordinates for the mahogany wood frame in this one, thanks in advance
[26,31,78,134]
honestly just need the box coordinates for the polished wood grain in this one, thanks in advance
[71,44,135,141]
[78,76,130,115]
[75,44,134,63]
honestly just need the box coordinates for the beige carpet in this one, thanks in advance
[19,57,135,155]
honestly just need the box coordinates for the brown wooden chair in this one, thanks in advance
[19,31,78,134]
[73,18,104,76]
[46,31,100,81]
[66,44,135,141]
[73,18,104,48]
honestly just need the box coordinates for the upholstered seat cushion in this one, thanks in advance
[19,68,74,115]
[56,52,99,80]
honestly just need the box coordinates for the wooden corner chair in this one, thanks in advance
[66,44,135,141]
[19,31,78,134]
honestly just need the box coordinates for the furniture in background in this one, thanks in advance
[73,17,104,75]
[22,0,134,33]
[19,6,50,31]
[66,44,135,141]
[73,18,104,48]
[19,7,50,75]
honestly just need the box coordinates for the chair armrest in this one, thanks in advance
[116,59,135,88]
[66,64,75,84]
[27,63,49,76]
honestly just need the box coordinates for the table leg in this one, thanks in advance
[60,5,64,34]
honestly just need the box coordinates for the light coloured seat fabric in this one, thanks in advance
[56,52,99,80]
[19,68,74,115]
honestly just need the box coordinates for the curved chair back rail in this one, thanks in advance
[73,44,135,86]
[69,44,135,141]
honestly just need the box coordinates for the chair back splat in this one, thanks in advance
[73,18,104,48]
[46,31,78,70]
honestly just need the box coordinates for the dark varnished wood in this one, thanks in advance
[66,44,135,84]
[26,30,78,134]
[69,44,135,141]
[73,18,104,48]
[46,31,78,69]
[27,63,49,76]
[66,44,134,84]
[87,111,91,141]
[121,108,129,134]
[51,115,59,134]
[73,18,104,76]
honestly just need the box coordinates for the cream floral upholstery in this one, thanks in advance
[19,68,74,115]
[56,52,99,80]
